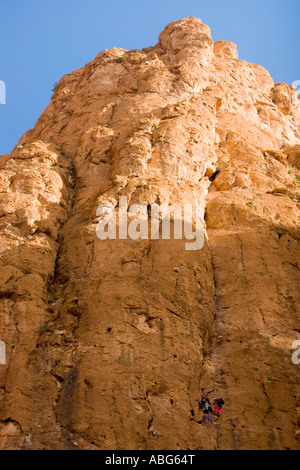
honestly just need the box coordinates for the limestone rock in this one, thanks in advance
[213,40,238,59]
[0,18,299,450]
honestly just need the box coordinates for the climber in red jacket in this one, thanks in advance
[214,397,225,417]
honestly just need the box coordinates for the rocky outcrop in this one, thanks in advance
[213,41,238,59]
[0,17,299,450]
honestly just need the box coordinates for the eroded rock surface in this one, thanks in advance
[0,17,299,450]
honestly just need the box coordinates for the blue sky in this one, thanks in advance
[0,0,299,155]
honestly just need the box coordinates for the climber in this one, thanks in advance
[214,397,225,417]
[199,397,213,426]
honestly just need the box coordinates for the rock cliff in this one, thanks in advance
[0,17,299,450]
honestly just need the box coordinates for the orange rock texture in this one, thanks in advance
[0,17,299,450]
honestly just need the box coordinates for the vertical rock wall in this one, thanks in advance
[0,17,299,449]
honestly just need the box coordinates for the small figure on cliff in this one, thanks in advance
[199,397,213,426]
[214,397,225,417]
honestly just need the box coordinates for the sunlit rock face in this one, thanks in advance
[0,17,299,450]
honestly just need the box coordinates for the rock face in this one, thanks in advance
[0,17,299,450]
